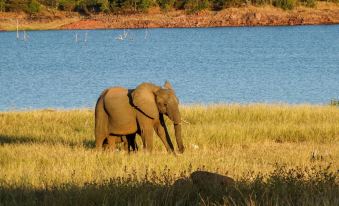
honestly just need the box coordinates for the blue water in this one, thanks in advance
[0,26,338,110]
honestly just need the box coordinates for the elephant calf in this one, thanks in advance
[102,136,138,152]
[95,81,184,154]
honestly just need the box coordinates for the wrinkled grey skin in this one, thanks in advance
[95,81,184,154]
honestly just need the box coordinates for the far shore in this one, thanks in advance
[0,102,336,113]
[0,3,339,31]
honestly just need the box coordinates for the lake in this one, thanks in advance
[0,25,338,110]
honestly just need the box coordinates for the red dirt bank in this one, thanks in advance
[1,3,339,31]
[62,5,339,30]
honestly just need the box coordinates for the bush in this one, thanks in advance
[138,0,154,11]
[184,0,210,13]
[300,0,316,7]
[122,0,137,11]
[273,0,296,10]
[99,0,110,12]
[157,0,175,11]
[58,0,77,11]
[0,0,332,14]
[5,0,28,12]
[121,0,153,12]
[26,0,41,14]
[251,0,271,5]
[39,0,58,7]
[215,0,248,9]
[0,0,5,12]
[330,99,339,106]
[173,0,185,9]
[109,0,118,12]
[223,0,250,8]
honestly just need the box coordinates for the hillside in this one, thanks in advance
[0,2,339,31]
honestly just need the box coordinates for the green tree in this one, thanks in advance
[108,0,118,12]
[300,0,316,7]
[251,0,271,5]
[6,0,28,11]
[0,0,5,12]
[122,0,137,11]
[122,0,153,12]
[76,0,99,13]
[273,0,296,10]
[157,0,175,11]
[184,0,210,13]
[39,0,58,8]
[173,0,185,9]
[26,0,41,14]
[218,0,247,8]
[138,0,153,11]
[58,0,77,11]
[99,0,110,12]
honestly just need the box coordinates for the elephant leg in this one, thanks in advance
[126,134,137,152]
[95,94,109,150]
[96,135,106,149]
[106,135,117,151]
[154,122,174,153]
[136,115,154,152]
[140,127,154,152]
[115,136,128,152]
[102,138,109,150]
[137,131,146,150]
[136,126,145,150]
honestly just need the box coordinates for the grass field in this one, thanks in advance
[0,104,338,205]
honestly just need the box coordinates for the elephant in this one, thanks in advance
[95,81,184,154]
[102,135,138,152]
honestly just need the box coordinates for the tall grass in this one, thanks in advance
[0,105,338,205]
[330,99,339,106]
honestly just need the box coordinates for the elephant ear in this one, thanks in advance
[132,83,160,119]
[163,80,173,90]
[163,80,179,103]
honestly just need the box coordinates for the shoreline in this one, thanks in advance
[1,3,339,31]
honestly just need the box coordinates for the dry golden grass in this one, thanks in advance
[0,105,338,205]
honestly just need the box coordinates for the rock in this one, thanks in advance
[190,171,234,190]
[172,178,195,201]
[190,171,235,202]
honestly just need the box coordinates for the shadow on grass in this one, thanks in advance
[0,134,128,150]
[0,134,95,148]
[0,134,130,152]
[0,167,338,205]
[82,139,96,149]
[0,134,41,145]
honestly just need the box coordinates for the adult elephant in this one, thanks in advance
[95,81,184,154]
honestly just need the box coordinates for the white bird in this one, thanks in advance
[191,144,199,150]
[123,29,128,38]
[115,34,124,41]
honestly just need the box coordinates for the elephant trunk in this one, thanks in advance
[169,108,184,153]
[174,123,184,153]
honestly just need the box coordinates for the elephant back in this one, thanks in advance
[103,87,138,135]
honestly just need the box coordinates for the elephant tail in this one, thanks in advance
[95,89,109,149]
